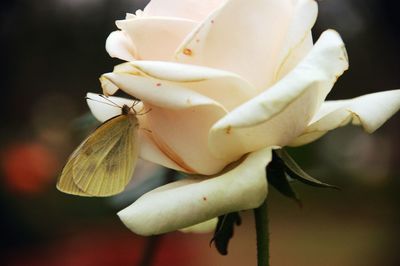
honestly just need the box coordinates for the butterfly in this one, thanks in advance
[57,94,143,197]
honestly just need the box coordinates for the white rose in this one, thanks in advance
[88,0,400,235]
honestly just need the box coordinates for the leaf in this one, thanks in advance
[275,149,339,190]
[267,152,302,207]
[210,212,242,255]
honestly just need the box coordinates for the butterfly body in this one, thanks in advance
[57,103,140,197]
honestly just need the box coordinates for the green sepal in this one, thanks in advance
[210,212,242,255]
[275,149,339,190]
[267,152,302,207]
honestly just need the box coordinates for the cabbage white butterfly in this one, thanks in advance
[57,95,141,197]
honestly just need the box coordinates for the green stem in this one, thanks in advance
[254,199,269,266]
[138,235,161,266]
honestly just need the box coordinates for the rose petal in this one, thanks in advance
[175,0,317,90]
[105,31,137,61]
[118,147,272,236]
[143,0,225,21]
[116,17,197,61]
[110,61,257,110]
[290,89,400,146]
[139,132,187,172]
[208,30,349,160]
[146,104,231,174]
[100,64,225,110]
[179,218,218,233]
[86,93,186,171]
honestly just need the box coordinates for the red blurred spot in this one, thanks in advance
[1,142,58,195]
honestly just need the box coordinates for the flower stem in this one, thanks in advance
[254,199,269,266]
[139,235,161,266]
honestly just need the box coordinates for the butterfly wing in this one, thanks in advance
[57,141,92,196]
[57,114,139,197]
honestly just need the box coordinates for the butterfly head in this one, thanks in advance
[122,104,131,115]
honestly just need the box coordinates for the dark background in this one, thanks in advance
[1,0,399,265]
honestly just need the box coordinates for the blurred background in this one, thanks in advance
[1,0,399,265]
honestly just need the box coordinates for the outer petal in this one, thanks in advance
[109,61,257,110]
[105,31,137,61]
[118,147,272,236]
[86,92,135,122]
[143,0,226,21]
[101,64,226,110]
[290,90,400,146]
[175,0,317,89]
[100,64,234,174]
[209,30,349,160]
[116,17,197,61]
[86,93,186,172]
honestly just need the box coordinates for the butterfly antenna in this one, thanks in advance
[129,97,142,110]
[85,96,119,108]
[98,94,122,108]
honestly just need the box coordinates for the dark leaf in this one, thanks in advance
[276,149,339,190]
[210,212,242,255]
[267,152,302,207]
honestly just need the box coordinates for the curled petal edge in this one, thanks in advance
[105,31,137,61]
[290,89,400,146]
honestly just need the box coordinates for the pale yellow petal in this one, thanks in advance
[290,90,400,146]
[118,147,272,236]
